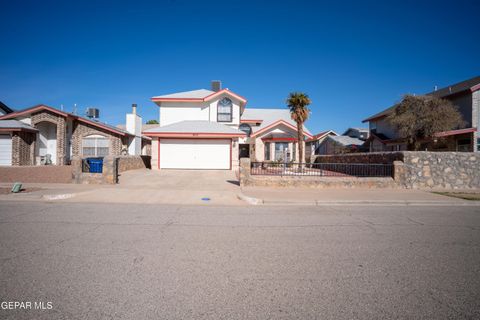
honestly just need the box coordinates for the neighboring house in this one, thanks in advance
[0,104,151,166]
[363,76,480,152]
[317,135,365,155]
[342,127,369,140]
[143,81,312,170]
[0,101,14,116]
[305,130,338,161]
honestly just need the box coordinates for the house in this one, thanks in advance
[316,135,365,155]
[143,81,312,170]
[0,104,151,166]
[305,130,338,161]
[363,76,480,152]
[342,127,369,140]
[0,101,14,116]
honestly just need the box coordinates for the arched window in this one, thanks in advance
[239,123,252,137]
[82,135,109,157]
[217,97,232,122]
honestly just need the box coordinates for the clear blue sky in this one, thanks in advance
[1,0,479,134]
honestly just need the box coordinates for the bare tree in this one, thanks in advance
[387,95,465,150]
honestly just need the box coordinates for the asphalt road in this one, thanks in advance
[0,201,479,320]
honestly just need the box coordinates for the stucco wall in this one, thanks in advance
[472,90,479,152]
[159,95,242,127]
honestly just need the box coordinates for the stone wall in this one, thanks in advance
[117,155,151,172]
[313,152,404,164]
[239,158,396,188]
[243,175,396,188]
[243,152,480,190]
[11,131,35,165]
[31,110,67,165]
[0,165,73,183]
[395,152,480,189]
[71,156,118,184]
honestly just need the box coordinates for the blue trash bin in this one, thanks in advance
[87,158,103,173]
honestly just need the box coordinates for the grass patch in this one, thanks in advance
[434,192,480,201]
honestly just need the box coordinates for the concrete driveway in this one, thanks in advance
[118,169,239,190]
[68,169,244,206]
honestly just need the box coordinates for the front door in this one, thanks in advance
[239,144,250,159]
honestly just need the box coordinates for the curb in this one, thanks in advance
[237,193,263,205]
[237,193,480,206]
[42,193,76,201]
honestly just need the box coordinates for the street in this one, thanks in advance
[0,201,479,319]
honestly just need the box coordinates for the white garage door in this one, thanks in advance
[0,134,12,166]
[160,139,230,169]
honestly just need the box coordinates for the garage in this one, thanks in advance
[0,134,12,166]
[160,139,231,169]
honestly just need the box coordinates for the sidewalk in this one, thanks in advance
[239,186,480,206]
[1,181,479,207]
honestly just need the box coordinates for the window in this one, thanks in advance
[274,142,289,161]
[239,123,252,137]
[457,138,471,152]
[477,138,480,152]
[82,135,109,157]
[217,97,233,122]
[264,142,271,160]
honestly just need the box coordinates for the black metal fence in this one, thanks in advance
[251,162,393,177]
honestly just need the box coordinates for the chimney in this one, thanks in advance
[126,103,142,156]
[211,80,222,92]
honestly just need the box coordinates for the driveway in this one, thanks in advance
[118,169,239,190]
[68,169,244,206]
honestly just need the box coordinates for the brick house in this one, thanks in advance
[0,104,151,166]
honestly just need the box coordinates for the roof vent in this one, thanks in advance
[211,80,222,92]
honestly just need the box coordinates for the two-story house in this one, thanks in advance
[143,81,312,170]
[363,76,480,152]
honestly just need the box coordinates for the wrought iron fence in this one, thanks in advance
[251,162,393,177]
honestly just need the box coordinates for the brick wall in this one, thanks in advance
[31,110,67,165]
[71,122,123,157]
[0,165,73,183]
[313,152,404,164]
[11,131,35,165]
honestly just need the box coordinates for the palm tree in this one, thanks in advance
[286,92,311,166]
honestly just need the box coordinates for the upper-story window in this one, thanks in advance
[217,98,233,122]
[239,123,252,137]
